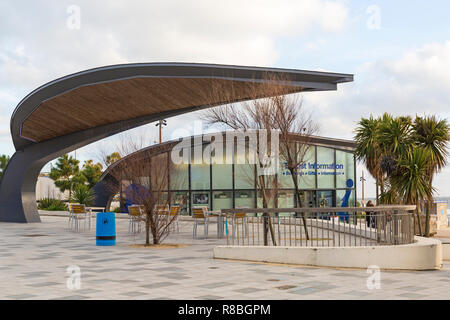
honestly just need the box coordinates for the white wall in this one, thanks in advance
[214,236,443,270]
[36,175,69,200]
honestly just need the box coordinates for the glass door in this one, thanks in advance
[316,190,335,208]
[298,190,316,208]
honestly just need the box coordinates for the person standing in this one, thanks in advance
[365,200,375,228]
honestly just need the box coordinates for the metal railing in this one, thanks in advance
[221,205,416,247]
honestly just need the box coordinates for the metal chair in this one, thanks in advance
[128,205,144,233]
[192,206,209,238]
[69,204,89,232]
[67,202,79,229]
[169,205,181,233]
[155,204,169,215]
[231,210,249,239]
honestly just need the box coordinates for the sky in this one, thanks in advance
[1,0,449,199]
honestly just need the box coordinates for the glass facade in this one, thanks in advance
[121,134,356,214]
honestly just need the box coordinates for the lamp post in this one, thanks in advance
[360,170,366,207]
[155,119,167,144]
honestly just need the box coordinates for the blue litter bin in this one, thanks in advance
[96,212,116,246]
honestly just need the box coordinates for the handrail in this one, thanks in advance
[221,205,416,214]
[223,209,415,247]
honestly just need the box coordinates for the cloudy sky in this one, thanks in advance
[1,0,449,198]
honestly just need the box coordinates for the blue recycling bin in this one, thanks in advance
[96,212,116,246]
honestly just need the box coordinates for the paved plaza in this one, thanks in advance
[0,214,449,300]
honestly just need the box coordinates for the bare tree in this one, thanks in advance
[202,75,300,245]
[273,94,320,240]
[106,139,186,245]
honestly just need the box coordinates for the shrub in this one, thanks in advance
[38,198,68,211]
[113,207,122,213]
[71,184,95,206]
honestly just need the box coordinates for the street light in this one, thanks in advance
[155,119,167,144]
[360,170,366,207]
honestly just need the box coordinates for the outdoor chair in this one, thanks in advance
[155,204,169,215]
[230,209,249,240]
[128,205,144,234]
[192,206,209,238]
[69,204,90,232]
[67,202,80,229]
[168,205,181,233]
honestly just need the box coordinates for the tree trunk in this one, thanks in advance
[424,174,434,238]
[415,207,422,236]
[258,174,277,246]
[375,180,379,205]
[145,212,151,246]
[425,196,432,237]
[289,167,310,240]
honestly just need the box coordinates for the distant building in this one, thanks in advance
[432,200,448,229]
[94,133,357,214]
[36,173,68,201]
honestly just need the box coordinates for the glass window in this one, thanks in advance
[277,190,295,208]
[278,142,296,188]
[235,164,255,189]
[171,191,189,215]
[336,189,355,208]
[278,161,295,188]
[170,148,189,190]
[151,153,168,191]
[257,190,275,208]
[170,163,188,191]
[212,143,232,189]
[336,150,355,189]
[190,147,210,190]
[234,139,255,189]
[153,191,168,205]
[212,191,233,211]
[191,191,210,210]
[235,190,255,208]
[316,147,335,189]
[298,190,316,208]
[297,145,316,189]
[317,190,334,208]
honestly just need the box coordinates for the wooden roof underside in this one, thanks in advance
[20,77,301,143]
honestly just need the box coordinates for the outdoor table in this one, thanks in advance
[208,210,228,239]
[86,207,105,229]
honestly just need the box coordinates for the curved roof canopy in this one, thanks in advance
[11,62,353,150]
[1,62,353,223]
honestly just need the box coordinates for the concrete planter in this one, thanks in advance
[214,236,443,271]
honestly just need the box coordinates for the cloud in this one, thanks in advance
[303,41,450,196]
[303,40,450,141]
[1,0,349,164]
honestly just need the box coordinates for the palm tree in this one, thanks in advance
[72,184,96,206]
[412,115,449,236]
[390,147,434,235]
[354,116,382,202]
[377,114,414,202]
[378,114,413,156]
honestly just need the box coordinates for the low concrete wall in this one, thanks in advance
[214,236,442,270]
